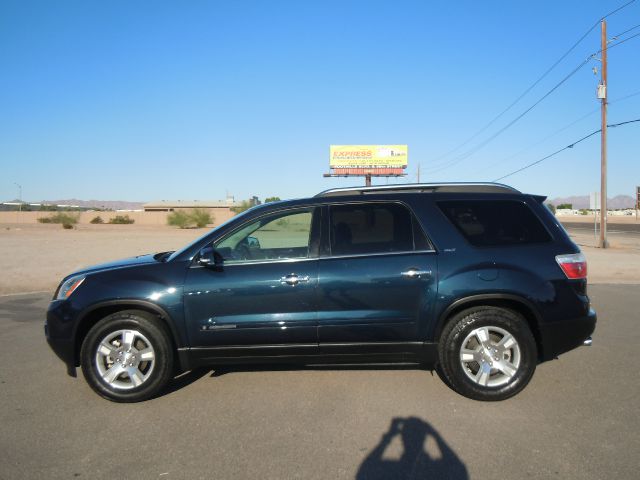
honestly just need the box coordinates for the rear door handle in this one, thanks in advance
[280,274,310,286]
[401,269,432,279]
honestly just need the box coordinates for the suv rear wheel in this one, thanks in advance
[80,310,174,402]
[438,307,537,401]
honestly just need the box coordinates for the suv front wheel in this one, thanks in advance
[80,311,174,402]
[438,307,537,401]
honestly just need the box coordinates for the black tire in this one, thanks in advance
[80,310,174,402]
[438,307,537,401]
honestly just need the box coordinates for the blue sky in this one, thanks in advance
[1,0,638,202]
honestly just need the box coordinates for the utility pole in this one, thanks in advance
[598,19,608,248]
[416,164,421,183]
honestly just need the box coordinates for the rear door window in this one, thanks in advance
[438,200,551,247]
[328,203,427,255]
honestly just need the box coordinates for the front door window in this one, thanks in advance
[214,209,313,263]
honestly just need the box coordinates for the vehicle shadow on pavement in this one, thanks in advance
[160,368,213,397]
[208,364,423,377]
[159,366,423,399]
[356,417,468,480]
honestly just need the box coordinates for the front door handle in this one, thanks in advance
[401,269,432,279]
[280,274,310,286]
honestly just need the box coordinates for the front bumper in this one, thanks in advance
[538,308,597,361]
[45,300,78,375]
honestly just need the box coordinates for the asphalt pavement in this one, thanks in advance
[1,285,639,479]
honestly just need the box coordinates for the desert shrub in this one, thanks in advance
[62,223,74,229]
[109,215,135,224]
[167,209,213,229]
[90,216,104,224]
[190,209,213,228]
[167,211,191,228]
[38,212,79,225]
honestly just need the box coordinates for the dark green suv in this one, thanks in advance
[46,183,596,402]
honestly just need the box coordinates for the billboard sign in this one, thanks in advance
[637,186,640,209]
[330,145,408,169]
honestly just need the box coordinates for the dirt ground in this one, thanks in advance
[1,223,205,295]
[1,221,638,295]
[557,214,639,224]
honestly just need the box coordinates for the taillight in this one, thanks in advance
[556,253,587,279]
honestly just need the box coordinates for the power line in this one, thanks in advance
[475,109,599,175]
[605,31,640,50]
[610,88,640,103]
[426,57,593,174]
[424,0,638,169]
[609,118,640,128]
[475,89,640,176]
[602,0,638,18]
[493,118,640,181]
[493,130,600,182]
[610,23,640,40]
[428,30,640,175]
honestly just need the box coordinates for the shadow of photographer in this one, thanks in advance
[356,417,468,480]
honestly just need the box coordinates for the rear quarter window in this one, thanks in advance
[437,200,551,247]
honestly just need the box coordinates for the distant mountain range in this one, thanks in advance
[548,195,635,209]
[3,199,145,210]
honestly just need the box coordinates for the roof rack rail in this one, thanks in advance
[315,182,520,197]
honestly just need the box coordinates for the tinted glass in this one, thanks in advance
[215,209,313,262]
[329,203,416,255]
[438,200,551,246]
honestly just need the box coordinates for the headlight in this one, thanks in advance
[56,275,86,300]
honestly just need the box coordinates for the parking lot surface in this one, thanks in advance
[1,285,638,479]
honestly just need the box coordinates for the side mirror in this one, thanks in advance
[198,246,223,268]
[247,236,261,249]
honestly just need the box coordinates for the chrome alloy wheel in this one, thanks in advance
[459,326,521,387]
[94,329,156,390]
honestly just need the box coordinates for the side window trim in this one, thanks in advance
[411,213,434,251]
[320,249,436,261]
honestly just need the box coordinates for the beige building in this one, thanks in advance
[0,198,242,227]
[143,199,241,225]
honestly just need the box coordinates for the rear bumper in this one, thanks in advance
[539,308,597,361]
